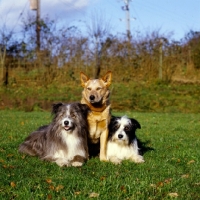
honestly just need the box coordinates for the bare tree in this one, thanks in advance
[86,11,112,78]
[0,24,16,85]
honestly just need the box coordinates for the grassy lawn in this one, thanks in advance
[0,110,200,199]
[1,81,200,113]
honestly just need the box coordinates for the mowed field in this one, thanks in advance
[0,110,199,199]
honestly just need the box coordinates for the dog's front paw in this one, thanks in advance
[134,155,145,163]
[100,152,108,162]
[55,159,70,167]
[136,159,145,163]
[108,156,122,164]
[100,156,108,162]
[71,161,83,167]
[112,160,122,165]
[71,155,87,167]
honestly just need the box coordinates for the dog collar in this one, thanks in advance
[81,98,109,112]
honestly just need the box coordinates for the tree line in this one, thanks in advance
[0,14,200,85]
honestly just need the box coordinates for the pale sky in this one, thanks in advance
[0,0,199,41]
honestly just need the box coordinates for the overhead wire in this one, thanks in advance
[128,0,199,39]
[131,1,197,26]
[10,1,29,34]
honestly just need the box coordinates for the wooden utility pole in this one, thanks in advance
[122,0,131,42]
[159,39,163,80]
[36,0,40,51]
[0,46,6,85]
[30,0,40,51]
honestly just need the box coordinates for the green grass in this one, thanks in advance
[110,82,200,113]
[0,110,200,199]
[1,81,200,113]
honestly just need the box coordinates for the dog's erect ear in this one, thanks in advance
[102,71,112,87]
[80,72,89,87]
[52,103,63,114]
[130,118,141,129]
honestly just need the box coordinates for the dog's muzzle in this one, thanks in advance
[64,120,72,131]
[118,134,123,139]
[89,95,102,105]
[89,95,95,103]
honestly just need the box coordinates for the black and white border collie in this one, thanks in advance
[19,102,89,167]
[107,116,144,164]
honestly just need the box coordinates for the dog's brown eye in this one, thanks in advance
[114,124,120,130]
[71,113,76,118]
[87,87,91,91]
[125,126,130,131]
[96,87,101,91]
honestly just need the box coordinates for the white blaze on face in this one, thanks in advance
[119,116,131,128]
[61,105,73,130]
[66,104,71,117]
[113,116,131,143]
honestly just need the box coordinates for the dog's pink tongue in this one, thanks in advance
[65,126,70,130]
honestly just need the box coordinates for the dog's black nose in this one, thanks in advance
[118,134,123,139]
[90,95,95,101]
[64,120,69,125]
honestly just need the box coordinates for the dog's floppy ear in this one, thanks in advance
[80,72,89,87]
[110,116,118,125]
[108,116,119,130]
[52,103,63,114]
[102,71,112,87]
[130,118,141,129]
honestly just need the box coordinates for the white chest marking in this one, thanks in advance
[107,140,139,160]
[53,130,85,160]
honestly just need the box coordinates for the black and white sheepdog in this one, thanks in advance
[107,116,144,164]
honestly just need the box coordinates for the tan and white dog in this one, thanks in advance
[80,71,112,161]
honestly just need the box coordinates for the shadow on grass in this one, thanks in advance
[88,139,154,158]
[138,139,154,155]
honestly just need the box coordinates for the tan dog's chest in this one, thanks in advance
[87,107,110,143]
